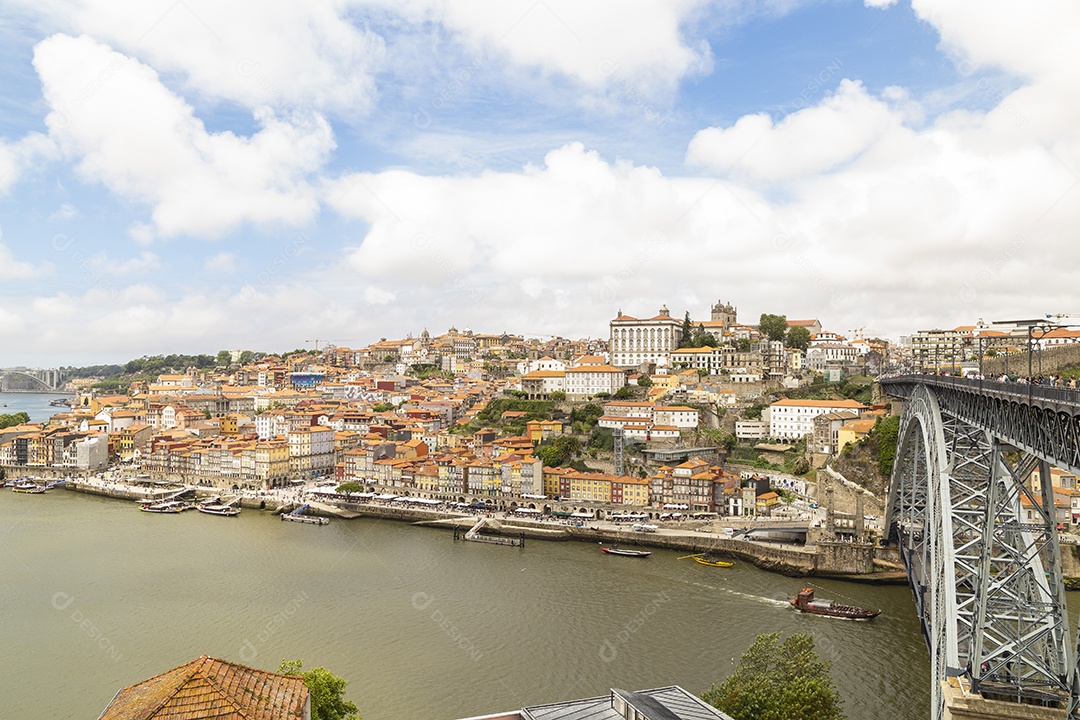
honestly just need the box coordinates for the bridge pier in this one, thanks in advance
[943,677,1066,720]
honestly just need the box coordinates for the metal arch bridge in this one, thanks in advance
[0,368,66,392]
[881,374,1080,719]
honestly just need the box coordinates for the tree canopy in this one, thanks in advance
[701,632,844,720]
[691,324,719,348]
[0,412,31,429]
[336,481,364,496]
[786,325,812,351]
[759,314,789,343]
[278,660,361,720]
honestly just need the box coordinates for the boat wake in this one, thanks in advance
[691,582,790,608]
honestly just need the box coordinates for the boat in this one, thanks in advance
[790,587,880,620]
[632,523,659,533]
[599,544,651,558]
[140,500,192,513]
[692,555,734,568]
[198,503,241,517]
[11,479,47,494]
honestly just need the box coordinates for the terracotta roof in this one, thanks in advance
[98,655,309,720]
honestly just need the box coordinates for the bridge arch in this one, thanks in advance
[0,370,58,392]
[884,376,1079,719]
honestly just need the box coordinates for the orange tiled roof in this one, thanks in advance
[98,655,308,720]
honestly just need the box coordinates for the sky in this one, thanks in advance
[0,0,1078,367]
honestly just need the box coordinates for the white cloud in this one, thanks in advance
[0,133,55,193]
[204,252,237,274]
[376,0,713,98]
[24,0,386,115]
[33,34,335,239]
[0,230,44,280]
[363,286,395,305]
[49,202,79,221]
[686,80,904,182]
[86,251,161,275]
[864,0,898,8]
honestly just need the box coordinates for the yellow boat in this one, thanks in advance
[693,556,733,568]
[677,553,734,568]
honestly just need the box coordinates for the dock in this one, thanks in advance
[454,517,524,547]
[281,503,329,525]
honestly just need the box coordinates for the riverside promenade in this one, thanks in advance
[56,473,902,581]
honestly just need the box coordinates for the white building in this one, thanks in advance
[768,398,868,441]
[653,406,700,429]
[564,364,627,400]
[527,356,567,373]
[609,305,682,368]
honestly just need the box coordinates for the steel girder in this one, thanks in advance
[883,377,1077,717]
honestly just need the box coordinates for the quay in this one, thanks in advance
[46,475,974,583]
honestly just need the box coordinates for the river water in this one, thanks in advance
[0,391,70,423]
[1,489,933,720]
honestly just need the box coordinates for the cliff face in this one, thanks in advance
[828,419,895,498]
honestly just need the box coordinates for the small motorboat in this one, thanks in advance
[790,587,880,620]
[632,523,659,533]
[599,544,651,558]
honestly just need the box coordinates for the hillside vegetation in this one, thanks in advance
[828,414,899,497]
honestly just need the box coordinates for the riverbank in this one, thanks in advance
[57,477,904,582]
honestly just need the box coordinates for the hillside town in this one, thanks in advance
[4,302,1080,521]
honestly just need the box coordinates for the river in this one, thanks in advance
[0,391,71,423]
[1,488,933,720]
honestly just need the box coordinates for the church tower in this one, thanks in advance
[711,300,737,330]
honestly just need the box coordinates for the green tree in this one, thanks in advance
[680,311,693,348]
[759,313,788,343]
[735,338,752,353]
[239,350,255,364]
[278,660,360,720]
[691,325,719,348]
[549,391,566,402]
[372,403,395,413]
[0,412,30,429]
[637,375,652,387]
[336,481,364,496]
[702,632,843,720]
[216,350,232,366]
[786,326,812,351]
[613,386,633,399]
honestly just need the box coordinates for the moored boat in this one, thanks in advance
[692,555,734,568]
[11,478,47,494]
[790,587,880,620]
[197,503,241,517]
[140,500,192,513]
[599,544,651,558]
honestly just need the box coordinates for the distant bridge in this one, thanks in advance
[881,374,1080,719]
[0,367,67,392]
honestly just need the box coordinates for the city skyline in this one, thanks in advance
[2,1,1079,366]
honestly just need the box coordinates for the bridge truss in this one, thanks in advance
[883,376,1080,719]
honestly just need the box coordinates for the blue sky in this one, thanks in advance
[0,0,1076,366]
